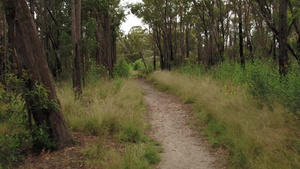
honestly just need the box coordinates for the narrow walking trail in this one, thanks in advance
[137,78,219,169]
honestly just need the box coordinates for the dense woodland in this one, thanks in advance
[0,0,299,168]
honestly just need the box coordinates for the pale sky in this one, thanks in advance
[120,0,144,34]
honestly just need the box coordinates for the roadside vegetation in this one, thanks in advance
[149,60,300,168]
[0,61,161,168]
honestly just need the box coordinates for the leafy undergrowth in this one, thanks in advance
[16,79,161,169]
[149,71,300,169]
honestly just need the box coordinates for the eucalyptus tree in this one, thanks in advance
[84,0,124,77]
[131,0,182,70]
[252,0,297,75]
[128,26,149,67]
[71,0,82,97]
[2,0,73,149]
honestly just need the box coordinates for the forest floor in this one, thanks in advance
[137,78,223,169]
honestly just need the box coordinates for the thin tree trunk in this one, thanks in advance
[152,40,156,71]
[186,23,190,58]
[197,33,202,65]
[239,0,245,67]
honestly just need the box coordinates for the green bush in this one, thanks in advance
[0,74,60,167]
[133,59,143,70]
[87,59,107,83]
[113,57,130,78]
[0,83,31,166]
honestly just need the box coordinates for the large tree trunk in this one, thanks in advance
[12,0,73,149]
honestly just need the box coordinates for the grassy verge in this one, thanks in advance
[56,78,161,168]
[149,71,300,168]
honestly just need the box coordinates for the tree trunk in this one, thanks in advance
[197,33,202,65]
[71,0,82,97]
[12,0,73,149]
[186,23,190,58]
[155,26,165,70]
[104,13,113,77]
[278,0,288,76]
[153,45,156,71]
[239,0,245,67]
[96,21,103,66]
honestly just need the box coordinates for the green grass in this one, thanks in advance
[149,71,300,169]
[57,78,161,168]
[122,143,161,169]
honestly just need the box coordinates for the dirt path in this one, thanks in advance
[138,79,219,169]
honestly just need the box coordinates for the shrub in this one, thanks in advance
[113,57,130,78]
[0,74,59,167]
[133,59,143,70]
[140,65,153,75]
[86,59,107,83]
[0,81,31,166]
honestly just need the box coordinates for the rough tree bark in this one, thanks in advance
[71,0,82,97]
[11,0,73,149]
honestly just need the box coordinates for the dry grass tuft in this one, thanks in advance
[149,71,300,168]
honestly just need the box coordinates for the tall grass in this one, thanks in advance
[149,71,300,168]
[56,78,160,168]
[178,59,300,116]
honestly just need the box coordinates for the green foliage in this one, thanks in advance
[31,123,56,151]
[117,123,144,143]
[0,73,59,166]
[141,65,154,75]
[178,59,300,115]
[86,59,107,83]
[133,59,143,70]
[122,143,161,169]
[125,53,141,63]
[143,143,161,164]
[113,57,131,78]
[114,79,123,92]
[0,82,30,167]
[25,82,59,114]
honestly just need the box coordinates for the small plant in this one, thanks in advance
[31,123,56,152]
[143,143,161,164]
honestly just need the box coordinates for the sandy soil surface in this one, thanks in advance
[138,78,220,169]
